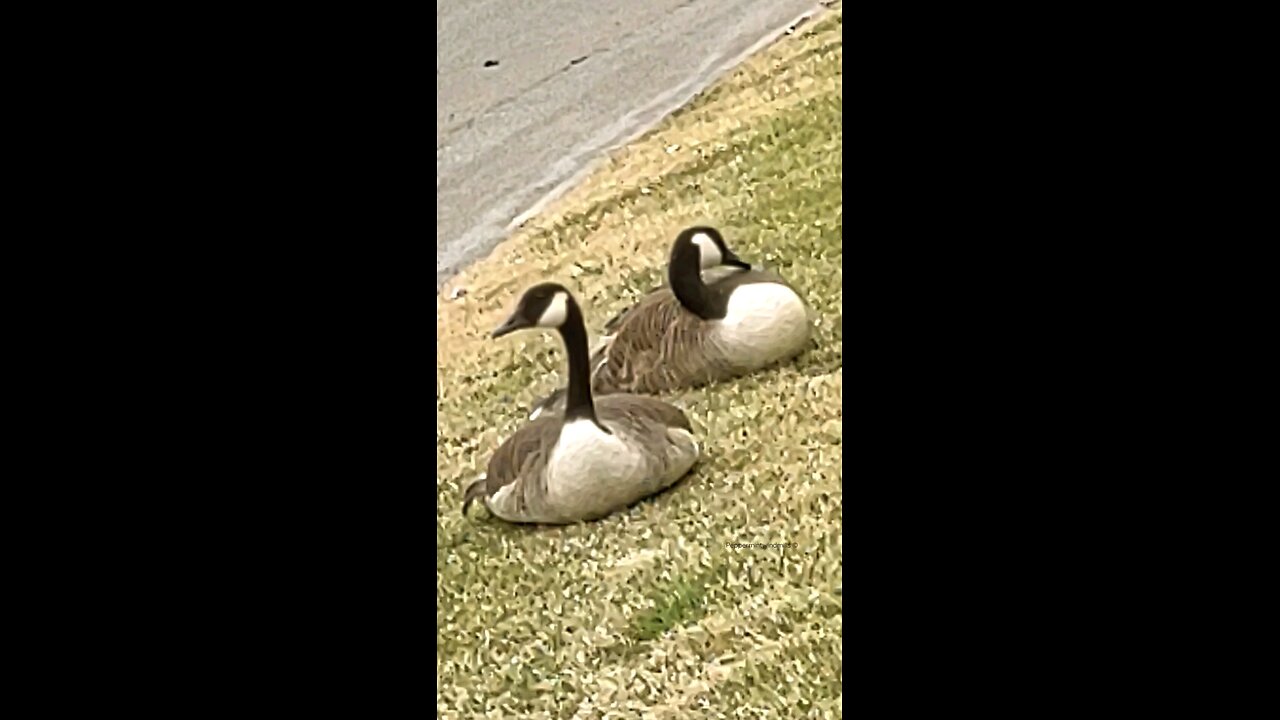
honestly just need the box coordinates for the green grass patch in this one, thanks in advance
[630,567,724,642]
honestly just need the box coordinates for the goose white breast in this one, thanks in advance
[713,281,812,367]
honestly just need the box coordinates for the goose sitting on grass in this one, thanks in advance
[463,283,701,524]
[529,226,813,419]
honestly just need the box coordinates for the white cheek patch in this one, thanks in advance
[691,232,722,269]
[538,291,569,328]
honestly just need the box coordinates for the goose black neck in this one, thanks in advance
[557,297,599,425]
[670,247,717,319]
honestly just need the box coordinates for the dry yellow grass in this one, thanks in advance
[437,8,842,719]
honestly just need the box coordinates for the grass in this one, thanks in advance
[630,566,725,642]
[437,7,842,718]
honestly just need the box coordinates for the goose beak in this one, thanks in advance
[722,249,752,270]
[491,314,527,338]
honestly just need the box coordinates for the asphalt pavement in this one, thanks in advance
[435,0,821,291]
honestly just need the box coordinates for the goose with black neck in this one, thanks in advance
[464,283,701,524]
[529,226,813,418]
[527,225,752,419]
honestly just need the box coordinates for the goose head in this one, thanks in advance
[492,282,573,338]
[674,226,752,272]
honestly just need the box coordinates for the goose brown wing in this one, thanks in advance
[602,299,643,336]
[463,417,559,516]
[596,394,692,433]
[602,265,749,334]
[594,292,730,395]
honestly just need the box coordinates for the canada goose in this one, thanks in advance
[597,229,754,339]
[528,227,753,420]
[528,227,812,418]
[462,283,700,524]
